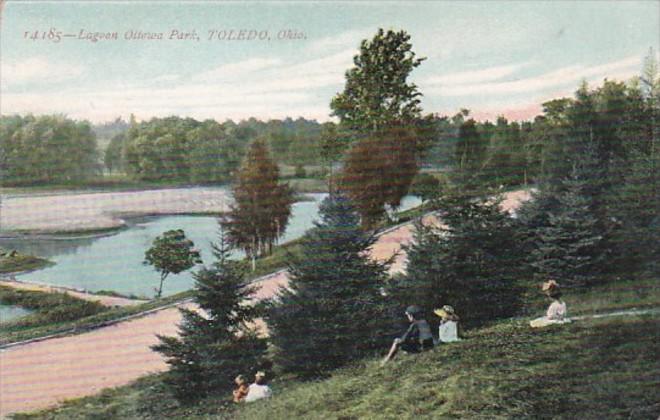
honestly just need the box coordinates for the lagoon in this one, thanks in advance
[1,194,421,298]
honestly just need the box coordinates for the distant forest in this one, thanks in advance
[0,76,656,190]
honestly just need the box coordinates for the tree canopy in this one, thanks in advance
[331,28,425,133]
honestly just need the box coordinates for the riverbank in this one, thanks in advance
[0,279,147,307]
[0,184,325,237]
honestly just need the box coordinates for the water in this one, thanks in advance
[1,194,421,298]
[0,304,33,323]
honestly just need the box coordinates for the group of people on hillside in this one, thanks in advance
[232,371,272,403]
[382,279,570,365]
[381,303,462,366]
[233,280,570,400]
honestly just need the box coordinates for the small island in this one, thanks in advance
[0,248,53,274]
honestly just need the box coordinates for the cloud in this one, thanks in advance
[1,57,85,88]
[306,28,374,53]
[152,74,181,83]
[425,54,642,97]
[422,62,531,86]
[193,57,283,82]
[0,47,359,123]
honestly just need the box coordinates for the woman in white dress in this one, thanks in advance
[530,280,571,328]
[434,305,461,343]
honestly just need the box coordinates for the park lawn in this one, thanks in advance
[14,276,660,420]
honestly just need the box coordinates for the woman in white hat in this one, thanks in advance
[434,305,461,343]
[530,280,571,328]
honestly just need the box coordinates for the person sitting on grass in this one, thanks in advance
[245,371,272,402]
[381,305,434,366]
[434,305,461,343]
[232,374,250,403]
[530,280,571,328]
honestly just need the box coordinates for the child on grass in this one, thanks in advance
[232,375,249,403]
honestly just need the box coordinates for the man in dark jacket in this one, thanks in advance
[381,305,434,366]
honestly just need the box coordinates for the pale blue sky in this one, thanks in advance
[1,1,658,122]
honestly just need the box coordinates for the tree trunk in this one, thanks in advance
[157,273,167,298]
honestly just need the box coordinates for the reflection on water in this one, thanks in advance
[0,237,98,260]
[2,194,421,298]
[0,304,33,323]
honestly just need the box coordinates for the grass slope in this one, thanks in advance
[14,278,660,419]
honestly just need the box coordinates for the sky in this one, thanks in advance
[1,1,658,123]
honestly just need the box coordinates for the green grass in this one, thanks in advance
[0,286,109,336]
[13,276,660,419]
[0,289,190,346]
[0,250,54,274]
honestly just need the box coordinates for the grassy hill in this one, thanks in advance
[15,277,659,419]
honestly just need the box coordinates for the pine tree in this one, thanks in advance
[266,194,394,378]
[396,192,525,327]
[221,139,294,269]
[525,161,604,288]
[152,231,267,402]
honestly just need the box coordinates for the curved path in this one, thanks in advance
[0,190,530,417]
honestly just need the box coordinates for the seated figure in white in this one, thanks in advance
[530,280,572,328]
[434,305,461,343]
[245,371,272,402]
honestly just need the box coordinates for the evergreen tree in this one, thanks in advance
[396,192,525,327]
[266,194,394,378]
[152,232,267,402]
[523,155,605,288]
[221,139,294,269]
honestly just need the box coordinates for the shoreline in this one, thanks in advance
[0,277,148,307]
[0,187,323,238]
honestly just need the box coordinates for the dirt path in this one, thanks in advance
[0,279,146,307]
[0,190,531,417]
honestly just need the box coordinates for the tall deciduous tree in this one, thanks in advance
[339,127,418,227]
[152,232,266,402]
[330,28,425,133]
[221,139,294,270]
[266,194,394,378]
